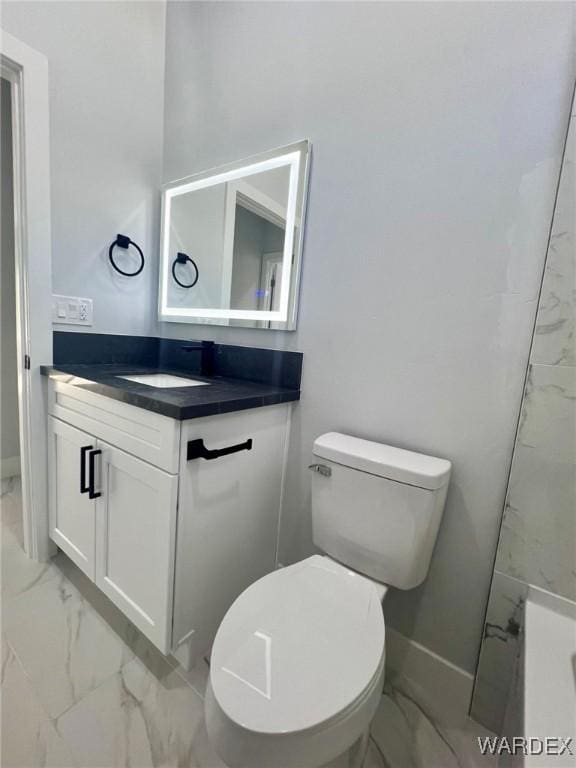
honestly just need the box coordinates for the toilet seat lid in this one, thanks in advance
[210,555,385,735]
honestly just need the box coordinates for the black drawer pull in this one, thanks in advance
[80,445,93,494]
[187,438,253,461]
[88,449,102,499]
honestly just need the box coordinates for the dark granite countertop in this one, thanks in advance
[41,364,300,420]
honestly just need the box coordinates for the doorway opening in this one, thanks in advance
[1,74,22,531]
[1,31,53,562]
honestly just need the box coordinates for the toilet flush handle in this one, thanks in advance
[308,463,332,477]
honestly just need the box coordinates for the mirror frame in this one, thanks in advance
[158,140,311,330]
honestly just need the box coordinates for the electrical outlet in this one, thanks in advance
[78,299,91,323]
[52,295,93,326]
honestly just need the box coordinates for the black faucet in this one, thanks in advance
[180,340,216,377]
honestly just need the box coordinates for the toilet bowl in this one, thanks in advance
[205,555,387,768]
[205,433,451,768]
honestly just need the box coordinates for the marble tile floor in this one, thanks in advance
[1,476,497,768]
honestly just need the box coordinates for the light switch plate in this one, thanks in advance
[52,295,93,326]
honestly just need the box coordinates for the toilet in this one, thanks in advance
[205,432,451,768]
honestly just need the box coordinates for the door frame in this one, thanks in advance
[1,30,53,561]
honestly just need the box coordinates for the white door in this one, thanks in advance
[48,417,97,579]
[95,441,178,653]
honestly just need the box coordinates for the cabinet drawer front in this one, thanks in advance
[95,442,178,653]
[49,380,180,472]
[48,417,96,579]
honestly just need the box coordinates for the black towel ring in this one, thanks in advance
[108,234,145,277]
[172,252,199,289]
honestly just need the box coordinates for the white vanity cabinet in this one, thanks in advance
[47,378,291,659]
[48,404,179,651]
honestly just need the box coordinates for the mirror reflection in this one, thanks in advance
[159,141,309,330]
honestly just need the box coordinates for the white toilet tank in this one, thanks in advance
[311,432,451,590]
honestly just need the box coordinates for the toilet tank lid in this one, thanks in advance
[313,432,451,490]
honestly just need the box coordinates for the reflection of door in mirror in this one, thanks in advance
[229,203,285,327]
[223,166,290,316]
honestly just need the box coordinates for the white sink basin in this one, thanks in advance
[118,373,209,388]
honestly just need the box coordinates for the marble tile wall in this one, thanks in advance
[532,112,576,369]
[472,92,576,734]
[496,364,576,600]
[470,573,527,734]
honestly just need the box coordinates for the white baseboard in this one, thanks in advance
[0,456,20,480]
[385,627,474,728]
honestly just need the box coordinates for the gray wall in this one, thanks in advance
[1,1,166,336]
[161,2,575,672]
[1,78,20,465]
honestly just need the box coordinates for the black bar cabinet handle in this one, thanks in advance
[88,449,102,499]
[187,438,253,461]
[80,445,93,494]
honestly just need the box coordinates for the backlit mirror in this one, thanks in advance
[158,141,310,330]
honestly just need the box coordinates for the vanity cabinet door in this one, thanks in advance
[48,417,97,579]
[95,441,178,653]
